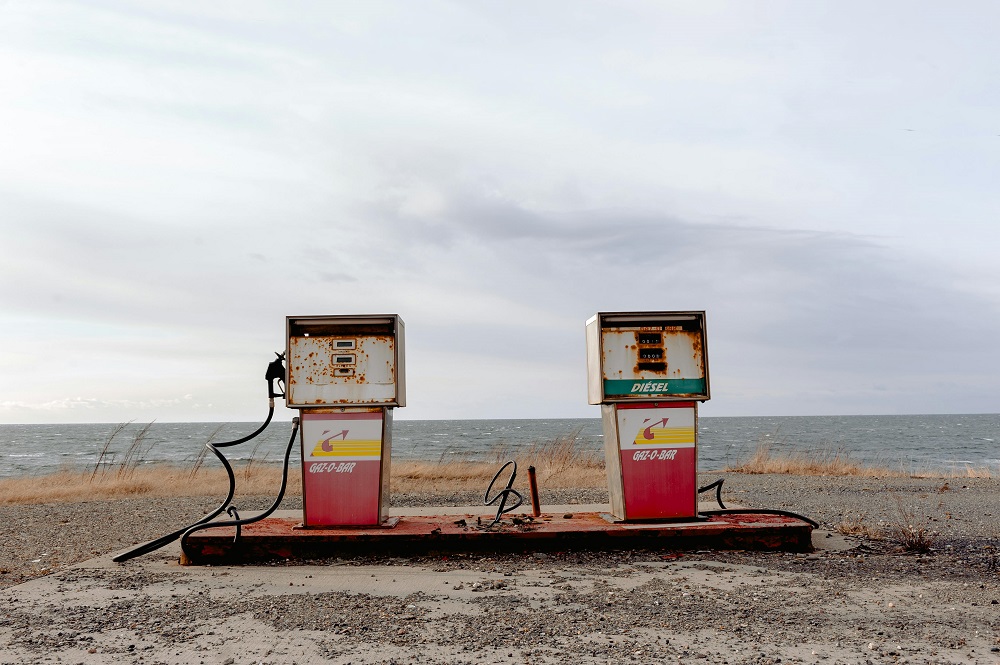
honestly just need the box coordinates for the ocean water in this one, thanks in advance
[1,413,998,479]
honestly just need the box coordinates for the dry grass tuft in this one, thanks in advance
[888,495,938,553]
[189,424,224,479]
[726,441,894,477]
[0,465,303,505]
[0,428,606,505]
[0,419,304,505]
[90,421,129,481]
[957,465,993,479]
[390,427,605,494]
[726,440,994,479]
[906,465,994,479]
[115,421,155,481]
[835,512,884,540]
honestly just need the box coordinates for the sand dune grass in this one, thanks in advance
[389,429,605,493]
[0,465,300,505]
[725,441,890,476]
[0,429,606,505]
[725,440,994,478]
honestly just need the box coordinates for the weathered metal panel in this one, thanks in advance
[586,315,603,405]
[380,407,393,520]
[613,401,698,520]
[393,319,406,408]
[586,311,709,403]
[300,408,387,527]
[601,403,626,519]
[285,315,404,407]
[180,510,815,564]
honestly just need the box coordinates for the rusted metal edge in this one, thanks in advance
[179,512,813,565]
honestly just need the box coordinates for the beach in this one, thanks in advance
[2,473,999,663]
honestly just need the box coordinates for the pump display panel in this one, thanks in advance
[586,311,709,404]
[285,315,405,407]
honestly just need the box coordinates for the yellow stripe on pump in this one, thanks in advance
[632,427,695,446]
[310,440,382,457]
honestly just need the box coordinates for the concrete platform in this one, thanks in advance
[179,504,814,564]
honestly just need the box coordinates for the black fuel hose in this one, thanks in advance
[113,354,287,563]
[694,477,819,528]
[483,460,523,528]
[179,417,299,554]
[699,508,820,529]
[112,406,277,563]
[213,403,275,448]
[697,478,727,509]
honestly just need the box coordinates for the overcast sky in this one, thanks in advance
[2,1,999,423]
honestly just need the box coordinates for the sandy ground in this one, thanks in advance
[1,474,999,664]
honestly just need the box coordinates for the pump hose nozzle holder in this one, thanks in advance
[266,352,286,400]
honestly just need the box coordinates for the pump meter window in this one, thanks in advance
[586,312,709,404]
[285,316,405,407]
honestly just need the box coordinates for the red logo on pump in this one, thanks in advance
[319,429,349,452]
[641,418,669,440]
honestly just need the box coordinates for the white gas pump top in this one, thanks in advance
[285,314,406,408]
[586,311,709,404]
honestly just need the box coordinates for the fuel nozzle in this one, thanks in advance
[266,352,286,400]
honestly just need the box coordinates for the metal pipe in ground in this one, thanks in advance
[527,465,541,517]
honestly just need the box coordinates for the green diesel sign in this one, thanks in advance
[604,378,707,397]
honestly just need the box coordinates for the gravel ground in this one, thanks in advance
[2,473,999,664]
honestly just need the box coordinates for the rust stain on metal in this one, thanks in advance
[688,332,704,360]
[180,511,813,564]
[286,316,403,407]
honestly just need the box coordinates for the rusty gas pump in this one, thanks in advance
[586,311,710,521]
[286,315,405,527]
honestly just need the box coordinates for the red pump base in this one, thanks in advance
[179,510,813,565]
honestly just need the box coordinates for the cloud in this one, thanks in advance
[2,1,1000,421]
[358,185,1000,390]
[0,396,194,413]
[317,272,358,284]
